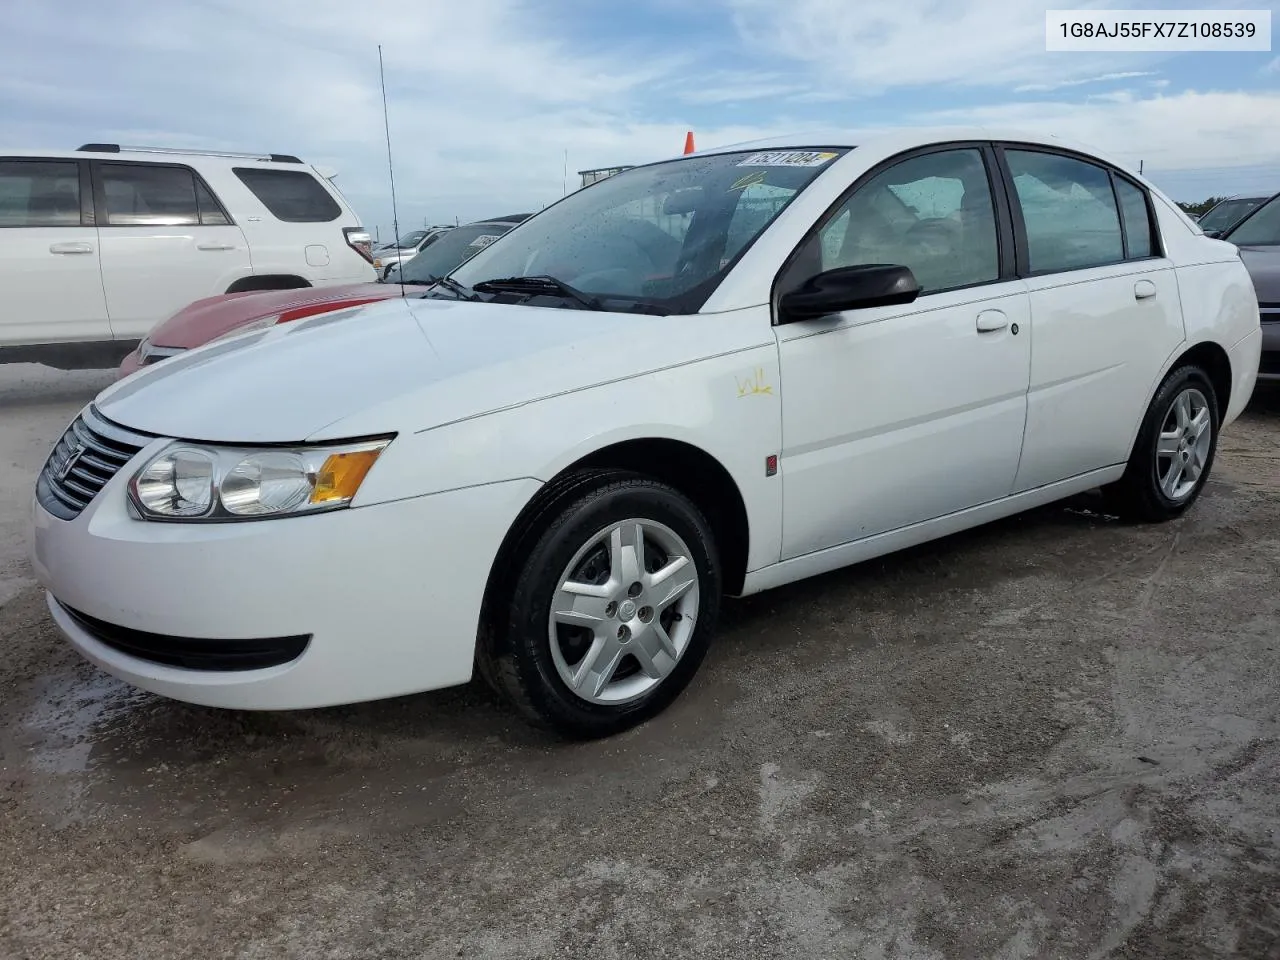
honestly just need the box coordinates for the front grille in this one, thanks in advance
[37,405,154,520]
[55,600,311,671]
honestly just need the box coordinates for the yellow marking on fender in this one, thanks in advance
[736,367,774,397]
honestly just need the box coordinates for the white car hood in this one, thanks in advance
[94,295,754,443]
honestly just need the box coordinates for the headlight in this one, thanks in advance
[128,437,392,521]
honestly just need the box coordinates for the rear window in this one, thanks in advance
[232,168,341,223]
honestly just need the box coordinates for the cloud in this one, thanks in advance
[0,0,732,233]
[1262,56,1280,75]
[671,71,813,105]
[722,0,1172,92]
[906,89,1280,173]
[1,0,1276,231]
[1014,71,1157,93]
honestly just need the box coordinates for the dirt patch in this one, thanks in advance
[1,370,1278,959]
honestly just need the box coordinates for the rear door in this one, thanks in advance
[0,157,110,346]
[996,145,1186,492]
[93,160,250,340]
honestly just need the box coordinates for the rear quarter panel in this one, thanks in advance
[1155,195,1261,427]
[203,164,375,286]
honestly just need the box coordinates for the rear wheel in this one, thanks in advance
[482,472,721,739]
[1104,364,1219,522]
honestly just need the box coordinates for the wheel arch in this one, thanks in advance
[225,274,311,294]
[1156,339,1232,421]
[1127,338,1233,456]
[477,437,752,650]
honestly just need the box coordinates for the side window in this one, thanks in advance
[1006,150,1124,272]
[99,164,200,226]
[0,160,81,227]
[194,179,232,226]
[1114,178,1154,259]
[232,168,342,223]
[807,148,1000,294]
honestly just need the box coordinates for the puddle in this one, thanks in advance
[20,667,150,776]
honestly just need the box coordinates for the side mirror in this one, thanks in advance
[778,264,920,323]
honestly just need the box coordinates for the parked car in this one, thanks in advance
[32,129,1260,740]
[0,144,376,370]
[374,228,431,252]
[1197,194,1270,236]
[116,215,533,378]
[381,215,532,283]
[373,225,454,278]
[1219,190,1280,381]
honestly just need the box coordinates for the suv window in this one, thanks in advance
[1006,150,1124,272]
[194,180,231,226]
[100,163,200,226]
[98,163,231,227]
[0,160,81,227]
[802,148,1000,294]
[233,168,341,222]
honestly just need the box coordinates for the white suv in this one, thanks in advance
[0,144,377,369]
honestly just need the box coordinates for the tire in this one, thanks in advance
[1104,364,1220,522]
[482,471,721,739]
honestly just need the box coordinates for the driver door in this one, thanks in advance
[774,144,1033,560]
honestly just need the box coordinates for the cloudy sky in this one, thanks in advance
[2,0,1278,241]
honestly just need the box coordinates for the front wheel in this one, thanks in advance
[1104,364,1220,522]
[483,472,721,739]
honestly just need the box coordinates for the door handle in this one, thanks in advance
[197,242,236,251]
[49,241,94,255]
[1134,280,1157,300]
[976,309,1009,333]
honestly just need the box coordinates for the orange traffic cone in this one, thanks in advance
[683,130,696,155]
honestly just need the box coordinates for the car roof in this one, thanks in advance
[0,145,315,170]
[466,216,531,227]
[670,125,1134,172]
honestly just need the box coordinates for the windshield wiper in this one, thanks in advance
[472,275,603,311]
[425,275,480,300]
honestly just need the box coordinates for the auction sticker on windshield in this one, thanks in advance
[469,235,501,248]
[737,151,839,167]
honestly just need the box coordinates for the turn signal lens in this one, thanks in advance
[311,448,385,504]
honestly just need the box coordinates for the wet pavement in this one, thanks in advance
[1,363,1277,959]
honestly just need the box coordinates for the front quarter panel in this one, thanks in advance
[352,306,785,574]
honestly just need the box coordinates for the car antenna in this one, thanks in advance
[377,44,406,300]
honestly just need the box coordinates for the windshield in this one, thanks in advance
[397,223,514,282]
[1225,194,1280,246]
[448,147,850,312]
[1200,198,1264,233]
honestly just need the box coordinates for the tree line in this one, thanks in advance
[1176,197,1231,217]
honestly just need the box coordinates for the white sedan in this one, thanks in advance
[31,128,1261,739]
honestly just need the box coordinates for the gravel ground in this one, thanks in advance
[1,364,1277,960]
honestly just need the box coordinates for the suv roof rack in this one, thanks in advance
[76,144,303,163]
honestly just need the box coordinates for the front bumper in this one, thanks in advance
[31,457,539,710]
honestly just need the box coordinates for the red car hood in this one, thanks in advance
[147,283,400,348]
